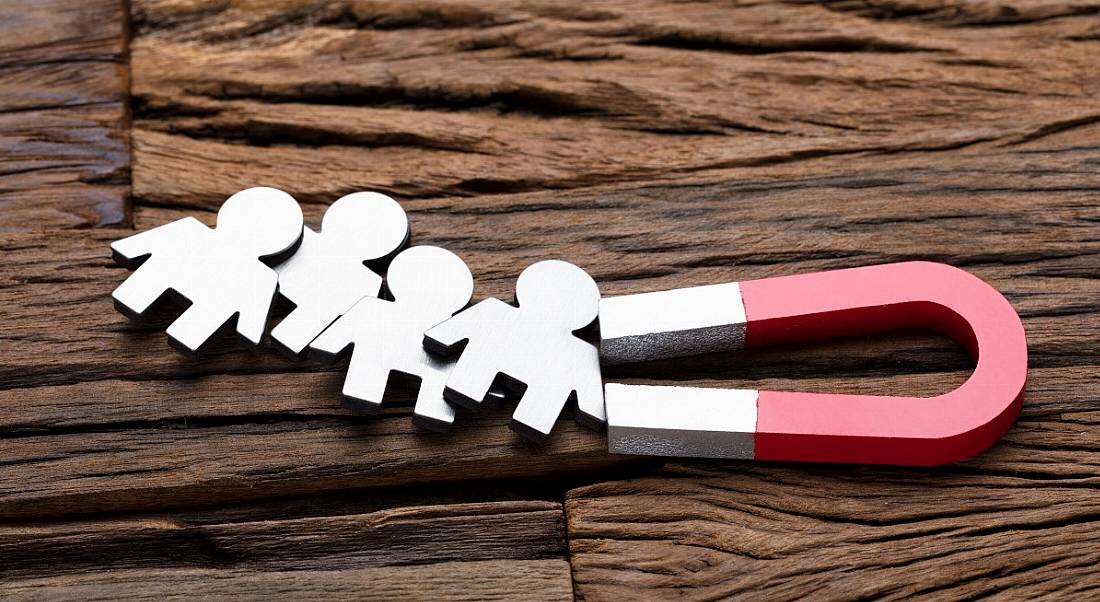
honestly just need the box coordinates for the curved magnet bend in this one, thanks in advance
[599,262,1028,466]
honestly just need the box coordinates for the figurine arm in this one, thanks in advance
[309,298,383,363]
[110,217,206,268]
[572,345,607,429]
[423,298,510,356]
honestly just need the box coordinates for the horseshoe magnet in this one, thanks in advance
[599,261,1028,466]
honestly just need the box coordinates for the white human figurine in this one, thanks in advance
[424,260,605,441]
[309,246,474,431]
[271,192,409,358]
[110,187,303,357]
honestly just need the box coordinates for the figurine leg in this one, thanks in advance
[271,305,333,359]
[112,267,168,320]
[166,303,232,357]
[511,387,567,443]
[342,353,390,414]
[412,376,455,432]
[443,357,498,411]
[308,317,353,364]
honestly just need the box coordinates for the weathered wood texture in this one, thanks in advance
[567,369,1100,600]
[1,562,574,602]
[2,563,576,602]
[127,0,1100,206]
[1,0,1099,599]
[0,0,130,230]
[0,500,574,601]
[0,500,567,577]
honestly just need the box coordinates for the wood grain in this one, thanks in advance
[2,0,1100,598]
[0,500,573,601]
[128,0,1100,207]
[0,0,130,231]
[0,370,623,519]
[0,561,574,601]
[0,500,566,578]
[566,461,1100,600]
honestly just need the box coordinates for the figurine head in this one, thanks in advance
[217,187,304,259]
[386,246,473,312]
[321,192,410,261]
[515,260,599,330]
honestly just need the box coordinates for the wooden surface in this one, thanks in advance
[2,0,1099,599]
[2,500,573,600]
[0,0,130,231]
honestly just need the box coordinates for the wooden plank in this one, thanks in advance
[0,500,566,578]
[0,0,130,230]
[0,373,620,519]
[0,499,572,600]
[128,0,1100,207]
[566,457,1100,599]
[0,365,1095,520]
[3,146,1099,390]
[0,561,575,601]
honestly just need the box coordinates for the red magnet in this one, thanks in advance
[600,262,1028,465]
